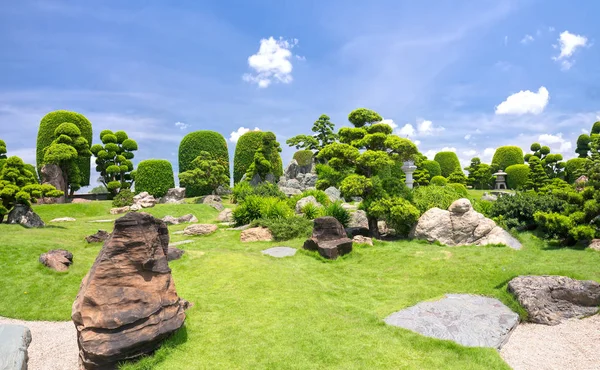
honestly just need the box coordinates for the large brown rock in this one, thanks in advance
[85,230,110,243]
[39,249,73,272]
[303,217,353,259]
[72,212,187,369]
[508,275,600,325]
[240,227,273,242]
[40,164,66,203]
[183,224,218,236]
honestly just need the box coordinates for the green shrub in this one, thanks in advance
[250,217,313,241]
[253,182,286,199]
[178,131,229,196]
[293,150,313,167]
[434,152,461,177]
[301,202,322,220]
[447,183,468,197]
[534,211,573,242]
[430,176,448,186]
[565,158,589,183]
[421,160,441,179]
[473,200,494,217]
[505,164,530,189]
[112,189,134,207]
[322,201,351,227]
[490,193,566,230]
[134,159,175,197]
[232,182,253,203]
[288,189,331,209]
[411,186,462,214]
[369,197,420,236]
[491,146,524,171]
[447,171,467,185]
[36,110,93,186]
[233,196,294,225]
[233,131,283,183]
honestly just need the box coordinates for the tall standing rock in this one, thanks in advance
[72,212,187,369]
[40,164,66,203]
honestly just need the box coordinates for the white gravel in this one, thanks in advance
[500,315,600,370]
[0,316,78,370]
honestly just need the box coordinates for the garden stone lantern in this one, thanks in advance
[402,160,417,189]
[493,170,508,190]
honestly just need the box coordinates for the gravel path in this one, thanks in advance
[500,315,600,370]
[0,316,78,370]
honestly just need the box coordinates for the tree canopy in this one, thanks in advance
[286,114,338,158]
[179,151,229,195]
[90,130,138,196]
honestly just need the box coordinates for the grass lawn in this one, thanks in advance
[1,201,599,369]
[467,189,515,200]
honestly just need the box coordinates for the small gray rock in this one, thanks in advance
[7,205,44,228]
[49,217,76,223]
[295,196,322,213]
[167,247,185,261]
[159,188,186,204]
[261,247,297,258]
[0,324,32,370]
[324,187,341,202]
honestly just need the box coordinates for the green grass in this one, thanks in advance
[1,201,599,369]
[467,189,515,200]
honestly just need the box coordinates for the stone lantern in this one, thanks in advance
[493,170,508,190]
[402,160,417,189]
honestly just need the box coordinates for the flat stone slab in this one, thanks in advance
[262,247,297,258]
[384,294,519,349]
[0,324,32,370]
[50,217,76,222]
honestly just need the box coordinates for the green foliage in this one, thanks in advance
[576,134,591,158]
[232,182,253,203]
[434,152,461,177]
[300,202,322,220]
[524,156,549,191]
[134,159,175,198]
[286,114,337,157]
[36,110,93,186]
[340,174,372,198]
[491,146,524,171]
[505,164,530,190]
[533,212,590,243]
[233,195,293,225]
[524,142,565,179]
[288,189,331,209]
[315,163,353,190]
[430,176,448,186]
[347,108,382,128]
[112,189,134,207]
[464,158,493,190]
[565,158,589,183]
[473,200,494,217]
[413,168,430,186]
[90,185,108,194]
[369,197,420,236]
[293,150,314,167]
[447,183,468,197]
[411,186,462,214]
[250,217,313,241]
[447,170,467,185]
[178,131,229,196]
[0,139,6,159]
[91,129,138,196]
[179,151,229,196]
[233,131,282,183]
[246,132,282,182]
[490,193,566,230]
[421,160,441,179]
[322,201,351,227]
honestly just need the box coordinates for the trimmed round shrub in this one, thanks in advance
[433,152,461,177]
[112,189,134,207]
[293,150,313,167]
[412,185,462,214]
[565,158,589,183]
[491,146,524,171]
[233,131,283,183]
[179,131,229,196]
[447,183,468,197]
[505,164,530,189]
[421,160,441,179]
[134,159,175,197]
[430,176,448,186]
[36,110,93,186]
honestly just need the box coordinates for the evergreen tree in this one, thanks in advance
[246,132,281,182]
[524,156,549,191]
[525,142,565,179]
[447,170,467,185]
[90,130,138,196]
[179,151,230,195]
[286,114,338,158]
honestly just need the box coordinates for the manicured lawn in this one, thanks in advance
[467,189,514,200]
[1,201,599,369]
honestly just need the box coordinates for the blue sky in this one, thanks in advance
[1,0,599,189]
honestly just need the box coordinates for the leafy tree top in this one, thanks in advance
[0,139,6,159]
[287,114,338,155]
[179,151,229,195]
[347,108,383,128]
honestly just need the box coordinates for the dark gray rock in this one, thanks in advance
[508,275,600,325]
[0,324,31,370]
[159,188,186,204]
[7,205,45,228]
[167,247,185,261]
[262,247,297,258]
[303,216,353,259]
[384,294,519,349]
[85,230,110,243]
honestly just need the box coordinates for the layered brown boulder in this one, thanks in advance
[303,216,353,259]
[39,249,73,271]
[72,212,187,369]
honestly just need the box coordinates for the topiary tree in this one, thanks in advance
[524,142,565,179]
[0,156,62,222]
[245,132,281,182]
[347,108,382,128]
[233,131,282,183]
[0,139,6,160]
[434,151,461,177]
[565,158,589,183]
[134,159,175,198]
[491,146,524,171]
[179,151,229,195]
[430,176,448,186]
[505,164,530,189]
[575,121,600,158]
[90,130,138,196]
[447,170,467,185]
[179,131,229,196]
[524,156,549,191]
[293,150,314,167]
[464,157,493,189]
[421,159,441,179]
[287,114,338,159]
[36,110,93,186]
[43,122,92,196]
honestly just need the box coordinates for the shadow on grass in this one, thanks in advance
[40,225,68,230]
[119,324,188,370]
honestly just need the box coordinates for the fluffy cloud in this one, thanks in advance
[380,118,397,130]
[243,37,299,88]
[520,34,534,44]
[395,119,443,138]
[553,31,588,70]
[464,134,471,140]
[397,124,416,137]
[495,87,549,115]
[538,133,573,153]
[174,121,189,130]
[229,126,260,143]
[463,149,477,156]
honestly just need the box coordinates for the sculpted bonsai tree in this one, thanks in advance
[0,156,62,222]
[525,142,565,179]
[464,157,493,189]
[90,130,138,196]
[287,114,338,158]
[245,132,282,182]
[179,151,229,195]
[43,122,92,196]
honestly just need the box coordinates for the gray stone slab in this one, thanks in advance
[261,247,297,258]
[0,324,31,370]
[384,294,519,349]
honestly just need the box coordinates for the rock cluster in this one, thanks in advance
[241,227,273,242]
[410,198,522,249]
[278,159,318,196]
[508,275,600,325]
[132,192,157,209]
[347,210,369,236]
[7,204,45,228]
[85,230,111,243]
[303,217,353,259]
[162,214,198,225]
[39,249,73,272]
[159,188,186,204]
[72,212,187,369]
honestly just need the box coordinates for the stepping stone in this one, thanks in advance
[172,231,185,235]
[168,240,194,247]
[384,294,519,349]
[88,219,114,223]
[262,247,297,258]
[50,217,76,222]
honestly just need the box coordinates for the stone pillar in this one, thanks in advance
[402,161,417,189]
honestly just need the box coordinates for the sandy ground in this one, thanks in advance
[0,316,78,370]
[500,315,600,370]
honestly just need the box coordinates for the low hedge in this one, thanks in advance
[505,164,530,189]
[134,159,175,198]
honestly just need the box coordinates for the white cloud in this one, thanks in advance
[495,86,549,115]
[520,34,534,44]
[464,134,471,140]
[380,118,397,130]
[9,147,36,164]
[463,149,477,156]
[397,124,416,137]
[553,31,588,70]
[396,119,443,137]
[414,140,421,146]
[229,126,260,143]
[242,37,300,88]
[174,121,189,130]
[538,133,573,153]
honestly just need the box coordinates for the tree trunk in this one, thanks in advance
[368,216,380,239]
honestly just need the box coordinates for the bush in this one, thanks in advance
[233,196,294,225]
[232,182,253,203]
[288,189,331,209]
[134,159,175,198]
[489,193,566,230]
[491,146,524,171]
[447,183,468,197]
[233,131,283,183]
[565,158,589,183]
[250,217,313,241]
[473,200,494,217]
[322,201,351,227]
[300,202,322,219]
[112,189,134,207]
[430,176,448,186]
[411,186,462,214]
[505,164,530,189]
[253,182,286,199]
[36,110,93,186]
[421,160,441,179]
[533,212,573,242]
[434,152,461,177]
[369,197,420,236]
[293,150,313,167]
[178,131,229,196]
